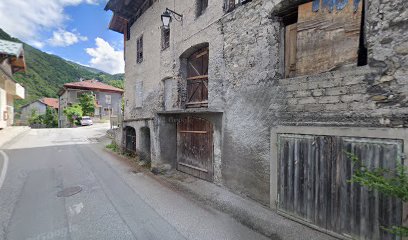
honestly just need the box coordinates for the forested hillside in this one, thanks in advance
[0,28,124,109]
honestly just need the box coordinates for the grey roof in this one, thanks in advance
[0,39,23,57]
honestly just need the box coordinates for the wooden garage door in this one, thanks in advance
[278,134,403,240]
[177,117,213,181]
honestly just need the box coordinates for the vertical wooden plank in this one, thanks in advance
[296,0,363,76]
[285,23,297,78]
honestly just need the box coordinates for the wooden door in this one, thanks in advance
[177,117,213,181]
[278,134,403,240]
[186,48,208,108]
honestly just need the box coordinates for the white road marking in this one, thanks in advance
[0,150,9,191]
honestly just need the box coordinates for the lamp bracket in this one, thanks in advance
[166,8,183,21]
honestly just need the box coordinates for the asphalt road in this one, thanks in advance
[0,124,269,240]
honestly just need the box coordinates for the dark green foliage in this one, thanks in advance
[349,153,408,236]
[43,107,58,128]
[63,104,83,126]
[106,80,124,89]
[28,109,43,125]
[79,92,95,116]
[106,142,120,152]
[0,28,124,110]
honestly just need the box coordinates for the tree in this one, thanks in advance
[63,104,83,126]
[106,80,124,89]
[43,107,58,128]
[349,154,408,236]
[28,109,43,125]
[79,92,95,116]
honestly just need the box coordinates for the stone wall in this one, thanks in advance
[119,0,408,206]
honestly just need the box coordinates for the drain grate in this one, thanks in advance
[57,186,82,197]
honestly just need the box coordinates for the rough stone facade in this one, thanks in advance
[112,0,408,207]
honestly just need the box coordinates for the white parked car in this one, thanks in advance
[80,116,93,126]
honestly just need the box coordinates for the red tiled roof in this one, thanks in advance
[63,79,124,93]
[40,98,59,109]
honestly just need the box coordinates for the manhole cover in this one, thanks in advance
[57,186,82,197]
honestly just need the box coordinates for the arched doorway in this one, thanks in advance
[177,116,213,181]
[140,127,151,162]
[124,126,136,153]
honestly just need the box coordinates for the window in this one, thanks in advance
[186,47,209,108]
[105,95,111,104]
[161,27,170,50]
[282,0,366,78]
[137,35,143,63]
[197,0,208,16]
[225,0,251,12]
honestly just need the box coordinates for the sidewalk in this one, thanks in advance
[156,170,337,240]
[104,139,337,240]
[0,126,30,148]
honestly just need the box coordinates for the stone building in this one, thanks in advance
[106,0,408,238]
[20,97,59,124]
[0,39,26,129]
[58,79,123,127]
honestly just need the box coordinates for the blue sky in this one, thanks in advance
[0,0,124,74]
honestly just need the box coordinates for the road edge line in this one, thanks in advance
[0,150,9,191]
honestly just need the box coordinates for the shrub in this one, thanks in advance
[349,153,408,236]
[63,104,83,126]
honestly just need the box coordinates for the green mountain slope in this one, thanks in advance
[0,28,124,109]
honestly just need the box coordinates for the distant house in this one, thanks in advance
[20,98,59,124]
[0,39,26,129]
[58,79,123,127]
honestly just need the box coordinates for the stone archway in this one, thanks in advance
[124,126,136,153]
[140,127,151,162]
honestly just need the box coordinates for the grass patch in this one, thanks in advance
[106,142,120,153]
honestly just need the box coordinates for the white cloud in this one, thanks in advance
[48,29,88,47]
[31,41,45,49]
[86,38,124,74]
[0,0,100,41]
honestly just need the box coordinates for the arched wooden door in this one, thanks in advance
[177,117,213,181]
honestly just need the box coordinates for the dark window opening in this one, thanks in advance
[126,22,131,41]
[137,35,143,63]
[161,27,170,50]
[197,0,208,17]
[225,0,252,12]
[282,0,367,78]
[358,0,367,66]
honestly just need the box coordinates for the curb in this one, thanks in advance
[157,173,280,239]
[154,172,337,240]
[0,127,30,149]
[102,146,335,240]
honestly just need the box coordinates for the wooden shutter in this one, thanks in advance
[295,0,362,76]
[285,23,297,78]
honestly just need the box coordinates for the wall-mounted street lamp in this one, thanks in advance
[161,8,183,29]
